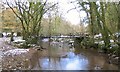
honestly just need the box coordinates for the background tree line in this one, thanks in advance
[3,0,120,54]
[3,0,85,44]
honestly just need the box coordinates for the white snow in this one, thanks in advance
[69,40,74,43]
[42,38,49,42]
[99,41,104,44]
[110,39,114,43]
[94,33,102,39]
[13,39,25,43]
[3,49,29,57]
[95,41,104,45]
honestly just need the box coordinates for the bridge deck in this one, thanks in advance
[41,35,85,38]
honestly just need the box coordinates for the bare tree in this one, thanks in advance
[4,0,58,44]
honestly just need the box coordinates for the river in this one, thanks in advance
[28,38,118,70]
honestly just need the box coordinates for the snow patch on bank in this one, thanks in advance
[3,49,29,57]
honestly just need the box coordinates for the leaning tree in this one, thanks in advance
[4,0,58,44]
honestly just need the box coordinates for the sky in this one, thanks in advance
[49,0,87,25]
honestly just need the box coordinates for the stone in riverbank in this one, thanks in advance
[3,49,29,57]
[0,38,37,70]
[2,48,37,70]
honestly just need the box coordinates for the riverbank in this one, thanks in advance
[0,38,37,70]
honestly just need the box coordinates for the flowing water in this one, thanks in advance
[28,38,118,70]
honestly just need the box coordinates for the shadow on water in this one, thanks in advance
[29,38,118,70]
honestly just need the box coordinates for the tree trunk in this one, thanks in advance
[10,32,14,42]
[89,2,95,44]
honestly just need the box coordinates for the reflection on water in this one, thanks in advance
[29,38,118,70]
